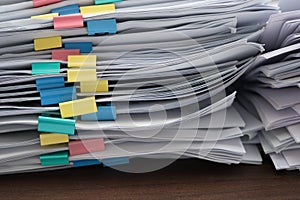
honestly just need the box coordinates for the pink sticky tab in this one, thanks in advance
[33,0,61,8]
[69,139,105,156]
[54,15,84,29]
[52,49,80,61]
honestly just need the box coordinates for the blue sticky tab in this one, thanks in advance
[73,159,101,167]
[87,19,117,35]
[102,157,129,167]
[40,86,76,106]
[64,42,93,53]
[59,9,80,16]
[36,76,65,91]
[38,116,76,135]
[52,4,79,15]
[81,105,116,121]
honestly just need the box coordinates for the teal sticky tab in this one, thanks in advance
[40,151,69,166]
[32,62,60,75]
[38,116,76,135]
[95,0,122,4]
[102,157,129,167]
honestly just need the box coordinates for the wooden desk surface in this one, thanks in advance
[0,156,299,200]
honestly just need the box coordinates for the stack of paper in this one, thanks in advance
[0,0,278,174]
[239,6,300,170]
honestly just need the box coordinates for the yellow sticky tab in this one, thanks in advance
[80,80,109,93]
[68,55,97,68]
[40,133,69,146]
[31,13,59,20]
[34,36,62,51]
[67,69,97,82]
[59,97,98,118]
[80,4,115,15]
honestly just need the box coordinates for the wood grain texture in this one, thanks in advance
[0,156,299,200]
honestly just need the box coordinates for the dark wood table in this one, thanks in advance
[0,155,299,200]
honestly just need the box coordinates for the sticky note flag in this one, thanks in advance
[95,0,122,5]
[64,42,93,53]
[68,55,97,67]
[80,80,109,93]
[87,19,117,35]
[81,104,117,121]
[40,86,76,106]
[31,13,59,20]
[52,49,80,61]
[67,69,97,82]
[32,62,60,75]
[52,4,79,16]
[33,0,62,8]
[102,157,129,167]
[40,151,69,166]
[36,76,65,91]
[34,36,62,51]
[80,4,115,15]
[59,96,98,118]
[40,133,69,146]
[73,159,101,167]
[38,116,76,135]
[69,138,105,156]
[54,15,84,29]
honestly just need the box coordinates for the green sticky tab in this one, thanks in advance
[40,151,69,166]
[94,0,122,5]
[32,62,60,75]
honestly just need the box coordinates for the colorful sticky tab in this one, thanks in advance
[69,138,105,156]
[87,19,117,35]
[67,69,97,82]
[73,159,101,167]
[54,14,84,29]
[33,0,62,8]
[34,36,62,51]
[68,55,97,68]
[95,0,122,5]
[40,86,76,106]
[64,42,93,53]
[80,80,108,93]
[40,133,69,146]
[38,116,76,135]
[52,49,80,61]
[80,4,115,15]
[31,13,59,20]
[81,105,116,121]
[52,4,79,15]
[40,151,69,166]
[102,157,129,167]
[36,76,65,91]
[32,62,60,75]
[59,97,98,118]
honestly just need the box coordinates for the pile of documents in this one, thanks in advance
[0,0,280,174]
[239,7,300,170]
